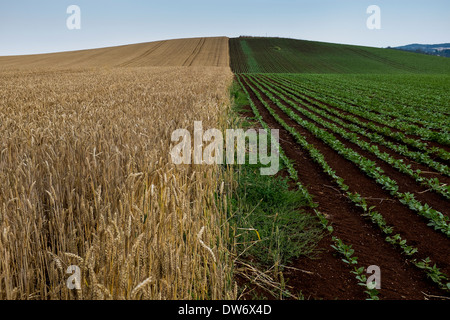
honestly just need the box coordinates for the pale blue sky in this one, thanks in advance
[0,0,449,56]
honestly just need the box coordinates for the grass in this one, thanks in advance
[230,163,323,266]
[226,80,323,299]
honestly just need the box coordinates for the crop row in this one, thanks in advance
[268,75,450,161]
[251,75,450,200]
[242,75,450,237]
[271,75,450,148]
[278,74,449,129]
[263,75,450,177]
[237,75,450,294]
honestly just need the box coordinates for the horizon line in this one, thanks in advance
[1,35,449,58]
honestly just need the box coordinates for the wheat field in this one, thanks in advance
[0,37,229,69]
[0,37,236,300]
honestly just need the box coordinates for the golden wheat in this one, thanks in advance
[0,37,229,69]
[0,65,235,300]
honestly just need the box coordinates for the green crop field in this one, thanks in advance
[231,36,450,300]
[230,37,450,74]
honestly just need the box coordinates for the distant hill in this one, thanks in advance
[393,43,450,58]
[230,37,450,74]
[0,37,229,69]
[3,36,450,73]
